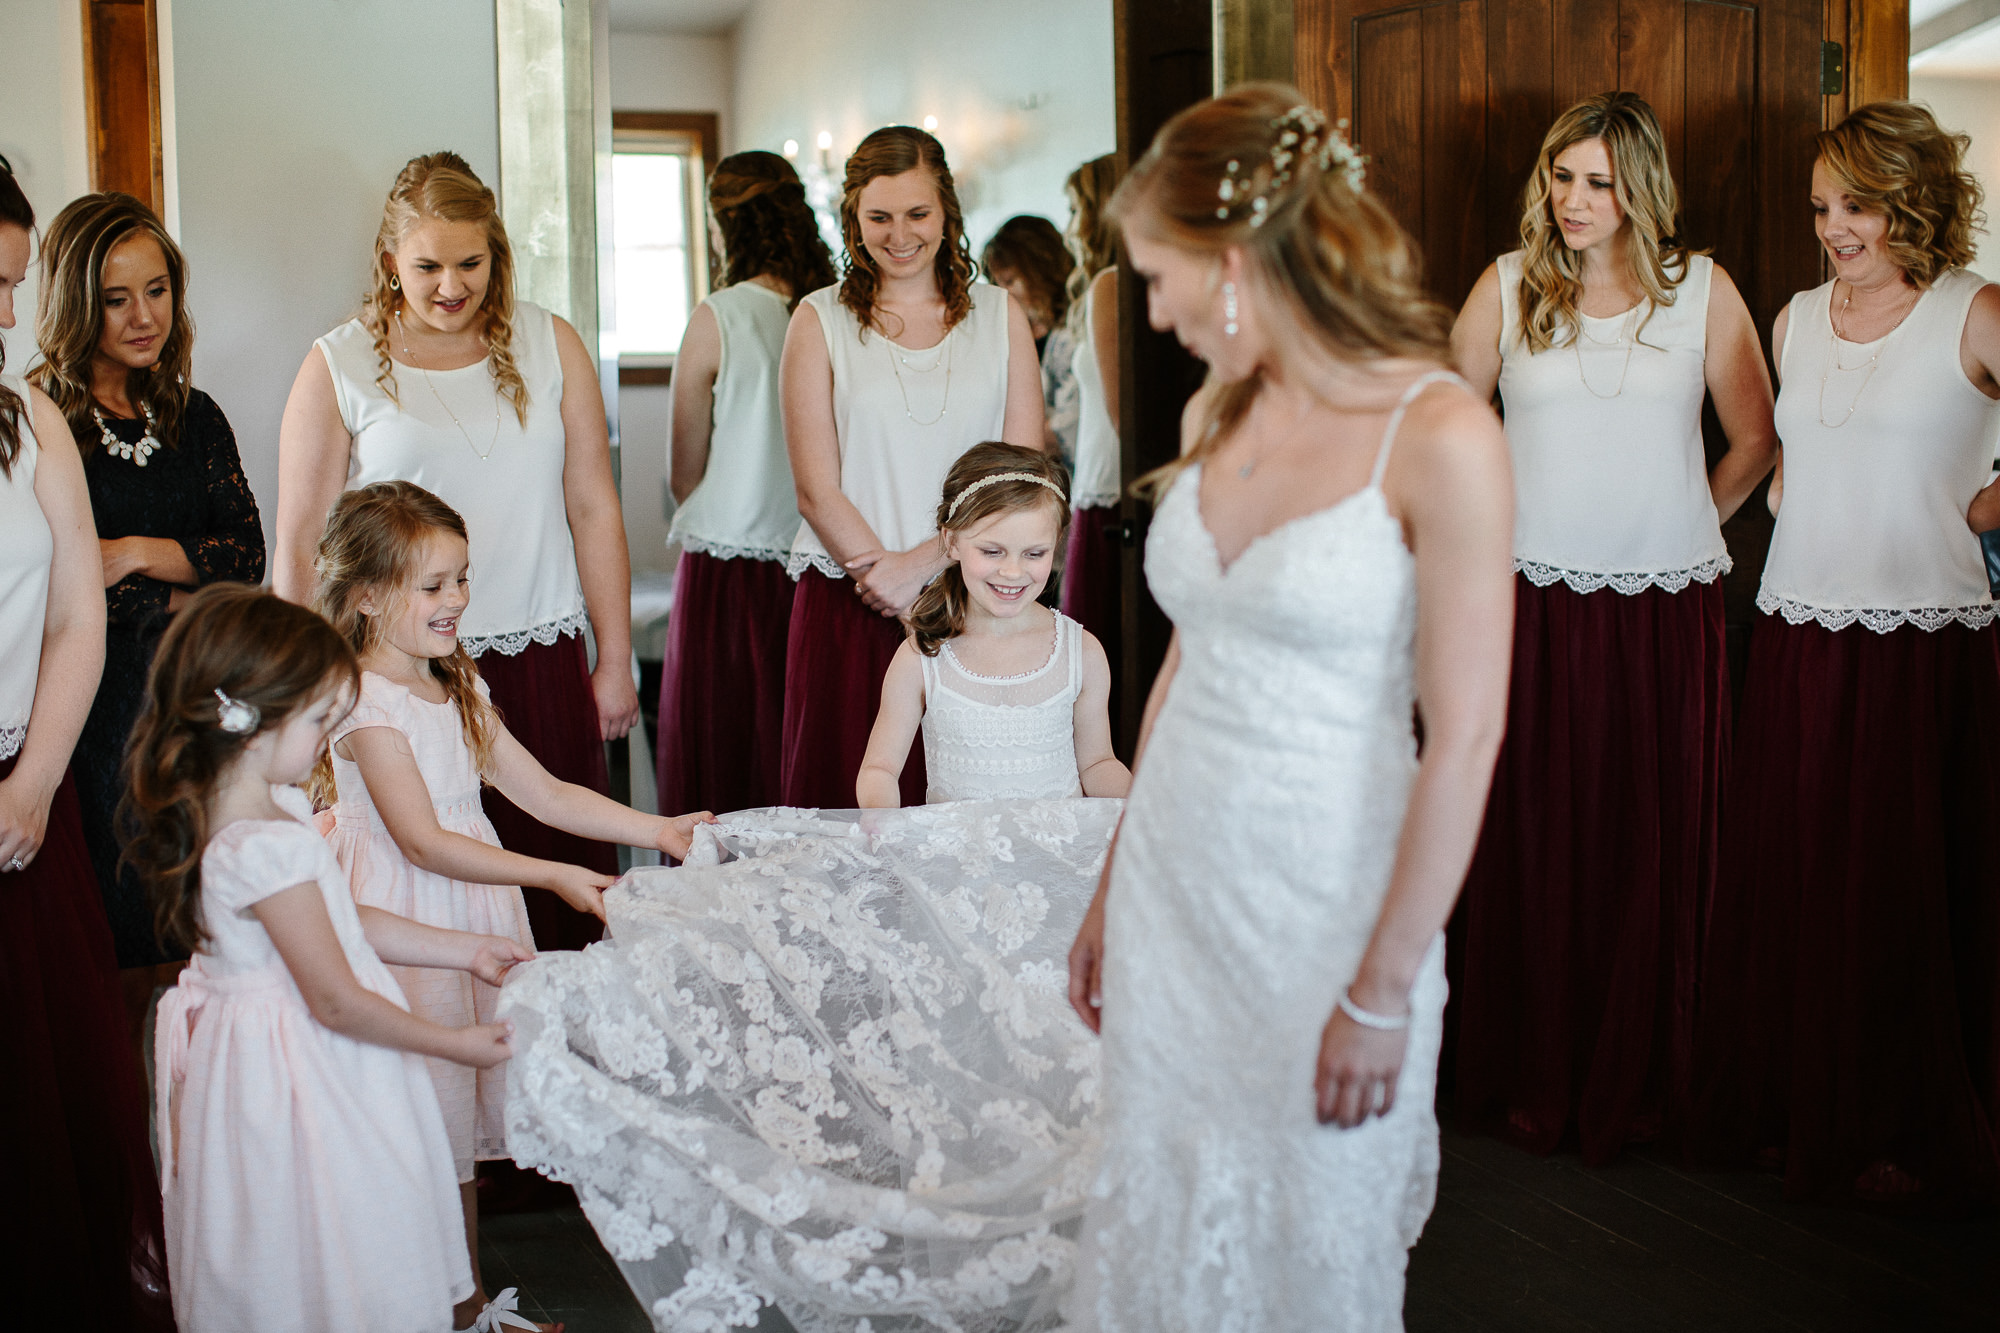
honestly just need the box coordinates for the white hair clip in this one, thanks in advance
[214,688,261,736]
[945,472,1068,522]
[1215,107,1369,227]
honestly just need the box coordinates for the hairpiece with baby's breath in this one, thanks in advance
[1216,106,1368,227]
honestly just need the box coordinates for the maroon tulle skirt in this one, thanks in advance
[0,758,173,1328]
[1060,504,1123,743]
[476,632,614,951]
[656,551,794,817]
[1688,612,2000,1212]
[1451,575,1727,1166]
[778,571,924,808]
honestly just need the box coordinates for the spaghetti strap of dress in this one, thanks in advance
[1369,369,1468,489]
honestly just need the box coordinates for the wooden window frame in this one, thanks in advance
[611,110,720,386]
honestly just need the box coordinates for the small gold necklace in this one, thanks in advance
[1817,283,1919,429]
[396,313,502,462]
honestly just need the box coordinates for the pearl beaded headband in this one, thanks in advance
[945,472,1068,522]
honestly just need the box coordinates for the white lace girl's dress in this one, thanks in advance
[919,610,1085,803]
[326,672,535,1182]
[1072,374,1459,1332]
[157,786,471,1332]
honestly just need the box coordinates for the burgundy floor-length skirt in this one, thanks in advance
[656,550,795,816]
[0,758,173,1328]
[1452,575,1726,1166]
[1687,613,2000,1212]
[778,571,925,809]
[477,631,615,952]
[1060,503,1122,741]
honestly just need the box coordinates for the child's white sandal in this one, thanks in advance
[470,1287,541,1331]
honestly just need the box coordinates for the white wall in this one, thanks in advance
[1911,73,2000,283]
[0,0,89,374]
[731,0,1115,258]
[166,0,500,555]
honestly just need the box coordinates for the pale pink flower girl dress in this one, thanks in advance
[327,671,536,1182]
[156,786,471,1331]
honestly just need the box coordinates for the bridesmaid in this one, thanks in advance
[30,193,265,983]
[982,213,1078,461]
[657,151,834,815]
[1059,153,1126,683]
[1448,92,1776,1164]
[277,151,630,951]
[779,125,1045,808]
[1691,102,2000,1211]
[0,165,172,1329]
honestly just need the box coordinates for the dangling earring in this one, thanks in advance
[389,274,401,292]
[1223,281,1239,338]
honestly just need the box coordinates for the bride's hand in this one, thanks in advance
[1067,885,1109,1034]
[1314,1008,1409,1129]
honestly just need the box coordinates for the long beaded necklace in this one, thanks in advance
[888,330,954,426]
[396,313,502,461]
[1816,283,1919,429]
[93,402,163,466]
[1572,306,1638,399]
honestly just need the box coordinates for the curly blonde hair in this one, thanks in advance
[1109,83,1451,495]
[1516,92,1694,356]
[365,152,529,425]
[837,127,976,340]
[1818,101,1985,288]
[1064,152,1121,339]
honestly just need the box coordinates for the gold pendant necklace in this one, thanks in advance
[1573,307,1637,400]
[397,313,502,461]
[888,329,954,426]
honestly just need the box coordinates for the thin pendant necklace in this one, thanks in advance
[1817,283,1919,429]
[1235,392,1318,480]
[397,313,502,461]
[1573,306,1638,399]
[94,402,162,466]
[888,328,954,426]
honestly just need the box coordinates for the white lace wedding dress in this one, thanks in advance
[501,609,1114,1332]
[1066,375,1455,1332]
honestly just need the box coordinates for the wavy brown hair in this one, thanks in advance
[121,584,360,954]
[1819,101,1985,288]
[308,481,500,803]
[837,126,976,339]
[710,151,836,312]
[30,192,194,453]
[1064,153,1122,339]
[0,157,32,478]
[1517,91,1695,355]
[908,442,1071,657]
[1110,83,1452,495]
[365,152,529,424]
[982,214,1073,331]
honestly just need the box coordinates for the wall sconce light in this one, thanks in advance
[816,130,834,171]
[782,139,799,159]
[922,115,939,133]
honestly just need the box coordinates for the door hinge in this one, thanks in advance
[1822,41,1845,96]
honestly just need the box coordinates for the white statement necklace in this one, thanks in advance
[1573,306,1638,400]
[397,313,502,461]
[888,329,954,426]
[94,403,162,466]
[1817,284,1919,429]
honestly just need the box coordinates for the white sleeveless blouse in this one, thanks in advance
[1496,250,1729,593]
[668,282,798,561]
[1763,268,2000,632]
[0,375,51,760]
[1069,282,1121,510]
[317,301,588,656]
[787,283,1012,579]
[919,610,1084,804]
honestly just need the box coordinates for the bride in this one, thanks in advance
[1062,86,1511,1330]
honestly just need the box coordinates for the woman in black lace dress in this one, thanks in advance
[32,193,263,982]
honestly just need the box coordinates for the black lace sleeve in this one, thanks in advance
[179,389,266,588]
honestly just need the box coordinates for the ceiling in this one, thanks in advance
[608,0,753,36]
[1912,0,2000,76]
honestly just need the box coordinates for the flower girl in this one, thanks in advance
[309,481,712,1330]
[126,585,527,1332]
[857,441,1130,807]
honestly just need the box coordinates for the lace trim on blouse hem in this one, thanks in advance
[1516,554,1731,596]
[677,536,792,563]
[0,724,23,762]
[461,607,589,658]
[786,551,848,580]
[1073,490,1121,511]
[1755,589,1998,634]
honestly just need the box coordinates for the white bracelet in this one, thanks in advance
[1337,987,1410,1031]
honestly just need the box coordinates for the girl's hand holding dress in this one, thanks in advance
[654,811,716,862]
[544,864,615,921]
[466,935,536,987]
[450,1020,517,1070]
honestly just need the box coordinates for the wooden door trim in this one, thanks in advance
[80,0,165,213]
